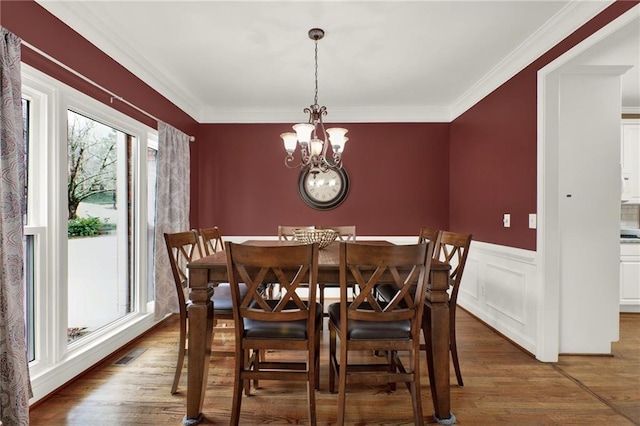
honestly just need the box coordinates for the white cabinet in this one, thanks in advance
[621,120,640,203]
[620,242,640,312]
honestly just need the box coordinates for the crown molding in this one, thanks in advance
[198,105,452,124]
[37,1,202,121]
[448,0,614,121]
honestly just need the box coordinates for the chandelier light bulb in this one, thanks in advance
[310,138,323,157]
[327,127,348,153]
[281,132,298,154]
[293,123,314,144]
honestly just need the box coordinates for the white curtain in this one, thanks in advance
[154,121,190,320]
[0,27,31,425]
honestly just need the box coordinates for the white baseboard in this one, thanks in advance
[620,304,640,313]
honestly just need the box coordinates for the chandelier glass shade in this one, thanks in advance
[281,28,348,173]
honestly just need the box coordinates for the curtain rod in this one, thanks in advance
[21,40,195,142]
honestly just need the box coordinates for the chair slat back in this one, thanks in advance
[278,225,315,241]
[418,227,441,252]
[436,231,472,302]
[339,242,433,325]
[225,242,320,324]
[318,225,356,241]
[199,226,224,256]
[164,231,203,306]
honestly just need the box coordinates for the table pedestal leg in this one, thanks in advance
[184,268,214,425]
[424,269,454,424]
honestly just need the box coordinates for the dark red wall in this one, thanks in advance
[2,0,637,246]
[195,123,450,236]
[449,68,538,248]
[449,0,638,250]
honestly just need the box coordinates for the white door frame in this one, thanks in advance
[536,5,639,362]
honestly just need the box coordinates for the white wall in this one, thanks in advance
[557,68,623,354]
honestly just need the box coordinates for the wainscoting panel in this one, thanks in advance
[460,257,480,300]
[485,263,526,324]
[457,241,538,354]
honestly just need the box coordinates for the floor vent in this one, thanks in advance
[113,348,146,366]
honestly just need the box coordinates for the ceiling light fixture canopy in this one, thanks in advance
[281,28,348,174]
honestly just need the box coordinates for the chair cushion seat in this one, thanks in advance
[211,282,248,314]
[328,302,411,340]
[244,301,323,340]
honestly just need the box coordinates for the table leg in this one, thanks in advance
[424,269,454,424]
[184,268,214,425]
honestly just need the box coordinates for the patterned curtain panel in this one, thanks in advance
[154,121,190,320]
[0,27,31,426]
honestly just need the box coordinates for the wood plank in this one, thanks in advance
[29,310,640,425]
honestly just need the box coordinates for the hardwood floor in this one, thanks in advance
[29,310,640,425]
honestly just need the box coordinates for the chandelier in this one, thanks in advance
[281,28,348,173]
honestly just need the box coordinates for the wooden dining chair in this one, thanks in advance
[225,241,322,426]
[316,226,356,310]
[199,226,224,256]
[198,226,249,355]
[374,227,441,307]
[277,225,315,241]
[328,241,434,425]
[274,225,316,298]
[373,227,442,366]
[424,230,472,387]
[163,230,203,394]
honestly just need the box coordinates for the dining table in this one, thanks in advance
[184,239,454,425]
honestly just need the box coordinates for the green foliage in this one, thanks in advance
[68,216,104,238]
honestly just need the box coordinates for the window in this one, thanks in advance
[66,111,132,343]
[147,135,158,304]
[22,64,158,402]
[22,98,35,362]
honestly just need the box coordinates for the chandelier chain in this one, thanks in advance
[314,39,319,107]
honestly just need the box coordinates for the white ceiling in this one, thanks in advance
[37,1,639,123]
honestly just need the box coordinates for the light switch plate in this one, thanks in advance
[529,213,537,229]
[503,213,510,228]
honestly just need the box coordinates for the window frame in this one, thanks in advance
[22,64,159,402]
